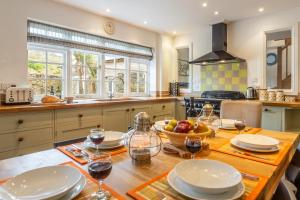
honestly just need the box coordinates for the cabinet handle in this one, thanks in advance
[264,108,269,112]
[162,105,166,109]
[18,137,24,142]
[126,109,130,112]
[132,108,135,111]
[78,114,83,118]
[96,124,101,128]
[153,115,157,119]
[17,119,24,125]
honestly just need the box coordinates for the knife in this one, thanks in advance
[71,144,91,161]
[232,150,271,160]
[240,172,259,181]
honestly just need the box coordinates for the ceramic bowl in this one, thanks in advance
[174,159,242,194]
[2,166,81,200]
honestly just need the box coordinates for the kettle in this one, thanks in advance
[246,87,258,99]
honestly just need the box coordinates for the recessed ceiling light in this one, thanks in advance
[173,31,177,35]
[214,11,219,15]
[202,2,207,7]
[258,7,264,12]
[143,20,148,25]
[106,8,111,13]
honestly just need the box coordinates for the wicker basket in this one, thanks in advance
[161,129,212,147]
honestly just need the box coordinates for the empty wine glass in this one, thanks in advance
[88,153,112,200]
[185,137,202,159]
[234,120,246,134]
[89,128,105,155]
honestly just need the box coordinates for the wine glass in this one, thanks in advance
[89,128,105,155]
[234,120,246,134]
[88,153,112,200]
[185,137,202,159]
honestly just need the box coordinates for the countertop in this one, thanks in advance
[0,96,179,113]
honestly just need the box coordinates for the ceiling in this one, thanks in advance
[54,0,300,35]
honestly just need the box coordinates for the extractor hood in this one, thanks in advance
[189,23,246,65]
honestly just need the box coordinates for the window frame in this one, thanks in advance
[27,44,67,100]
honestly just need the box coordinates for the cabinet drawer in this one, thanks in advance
[56,108,102,125]
[56,125,100,142]
[152,102,175,115]
[0,111,53,133]
[0,143,53,160]
[0,127,53,152]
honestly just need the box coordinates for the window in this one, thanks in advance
[27,47,66,98]
[71,51,100,96]
[129,59,149,95]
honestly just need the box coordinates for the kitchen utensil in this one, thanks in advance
[235,134,279,149]
[240,172,259,181]
[5,87,33,104]
[2,166,81,200]
[285,95,296,102]
[232,150,271,161]
[174,159,242,194]
[167,169,245,200]
[230,138,280,153]
[246,87,258,99]
[162,143,191,158]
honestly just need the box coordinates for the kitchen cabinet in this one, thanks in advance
[129,104,151,128]
[103,105,131,132]
[262,106,285,131]
[151,102,175,122]
[176,100,186,120]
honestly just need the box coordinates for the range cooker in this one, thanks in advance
[184,90,246,117]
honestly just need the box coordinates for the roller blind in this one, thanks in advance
[27,20,153,60]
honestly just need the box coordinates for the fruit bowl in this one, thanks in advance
[161,128,212,147]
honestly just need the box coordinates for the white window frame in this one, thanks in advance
[27,44,67,100]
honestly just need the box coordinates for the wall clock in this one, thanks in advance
[267,53,277,65]
[103,21,115,35]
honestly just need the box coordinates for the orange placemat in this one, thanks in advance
[212,141,291,166]
[127,169,268,200]
[217,128,262,135]
[0,161,126,200]
[57,142,127,165]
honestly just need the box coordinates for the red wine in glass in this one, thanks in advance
[185,137,202,159]
[89,128,105,155]
[234,120,246,134]
[88,161,112,180]
[90,134,105,145]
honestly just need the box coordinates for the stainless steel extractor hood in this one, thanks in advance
[189,23,246,65]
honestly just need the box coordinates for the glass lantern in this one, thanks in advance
[127,112,162,165]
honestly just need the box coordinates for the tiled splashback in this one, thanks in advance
[200,63,247,92]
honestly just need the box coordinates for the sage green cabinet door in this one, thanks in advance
[176,101,186,121]
[103,106,130,132]
[262,106,284,131]
[129,104,151,128]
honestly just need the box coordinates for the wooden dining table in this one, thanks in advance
[0,129,299,200]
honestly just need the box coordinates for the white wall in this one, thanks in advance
[0,0,173,93]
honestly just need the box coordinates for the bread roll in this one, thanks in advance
[41,95,62,103]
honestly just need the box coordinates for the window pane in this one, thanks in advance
[86,81,97,94]
[47,80,62,95]
[28,50,46,62]
[104,69,115,78]
[72,80,85,95]
[116,57,125,69]
[29,79,46,96]
[140,63,147,71]
[139,72,146,93]
[105,55,115,68]
[72,51,84,65]
[130,62,139,71]
[72,66,85,80]
[115,72,125,93]
[48,52,64,63]
[86,54,97,68]
[48,64,62,79]
[28,62,46,79]
[86,67,98,81]
[130,72,138,92]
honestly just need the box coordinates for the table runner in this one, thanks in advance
[57,142,127,165]
[0,161,126,200]
[212,141,291,166]
[127,169,268,200]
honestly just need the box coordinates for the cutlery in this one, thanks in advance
[240,172,259,181]
[71,145,91,161]
[232,150,271,160]
[155,190,167,200]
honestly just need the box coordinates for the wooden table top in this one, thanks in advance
[0,129,298,200]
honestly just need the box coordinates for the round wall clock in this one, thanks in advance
[267,53,277,65]
[103,21,115,35]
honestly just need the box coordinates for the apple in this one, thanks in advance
[194,122,209,133]
[174,121,194,133]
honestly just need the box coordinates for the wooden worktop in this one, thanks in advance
[0,97,178,113]
[0,129,298,200]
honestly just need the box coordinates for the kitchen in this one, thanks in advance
[1,0,300,199]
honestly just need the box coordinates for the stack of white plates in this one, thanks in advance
[153,120,167,131]
[213,119,237,130]
[231,134,280,152]
[84,131,125,150]
[0,166,86,200]
[167,160,245,200]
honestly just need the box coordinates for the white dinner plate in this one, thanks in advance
[2,166,82,200]
[60,174,86,200]
[235,134,279,150]
[213,119,237,130]
[83,140,124,150]
[174,159,242,194]
[231,138,280,153]
[167,169,245,200]
[88,131,125,146]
